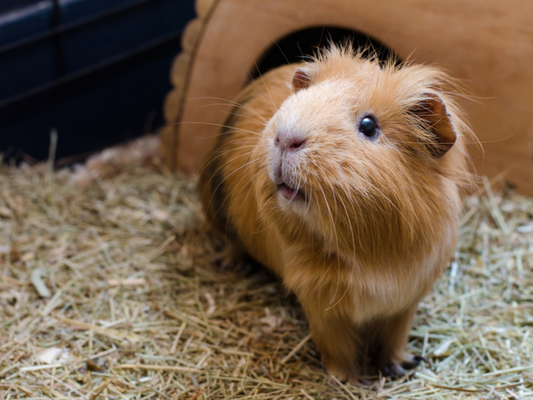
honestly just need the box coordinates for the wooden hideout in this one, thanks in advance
[161,0,533,195]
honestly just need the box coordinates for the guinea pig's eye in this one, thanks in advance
[359,116,378,139]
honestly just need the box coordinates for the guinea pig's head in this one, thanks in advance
[253,46,473,258]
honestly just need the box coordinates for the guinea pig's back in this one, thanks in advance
[199,64,298,271]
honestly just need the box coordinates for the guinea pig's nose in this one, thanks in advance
[274,133,307,152]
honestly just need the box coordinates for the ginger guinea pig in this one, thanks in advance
[199,45,473,383]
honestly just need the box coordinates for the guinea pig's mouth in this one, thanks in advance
[278,183,305,202]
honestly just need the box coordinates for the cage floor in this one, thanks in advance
[1,163,532,399]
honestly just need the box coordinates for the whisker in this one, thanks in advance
[204,158,263,245]
[187,96,268,123]
[316,184,341,308]
[204,152,261,218]
[189,104,267,127]
[337,189,358,255]
[170,121,262,137]
[198,142,257,179]
[328,183,344,310]
[339,185,365,254]
[250,59,280,113]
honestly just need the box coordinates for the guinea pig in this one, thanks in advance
[199,44,473,383]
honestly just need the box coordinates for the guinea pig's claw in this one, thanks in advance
[414,355,429,364]
[401,354,429,370]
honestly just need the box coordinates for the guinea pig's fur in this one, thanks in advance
[199,45,473,383]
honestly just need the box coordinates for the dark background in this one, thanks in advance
[0,0,195,164]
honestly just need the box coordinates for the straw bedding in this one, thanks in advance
[1,162,532,399]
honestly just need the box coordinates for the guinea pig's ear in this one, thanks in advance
[292,67,312,91]
[411,93,457,158]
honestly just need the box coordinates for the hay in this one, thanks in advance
[1,162,532,399]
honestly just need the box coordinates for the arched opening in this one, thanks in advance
[250,26,399,80]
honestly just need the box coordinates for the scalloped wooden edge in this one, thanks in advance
[160,0,218,170]
[196,0,216,19]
